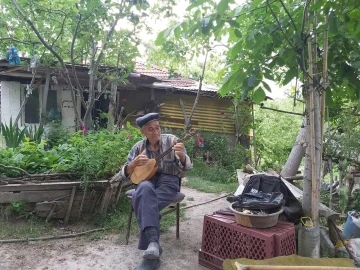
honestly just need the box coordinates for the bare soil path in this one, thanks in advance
[0,186,229,270]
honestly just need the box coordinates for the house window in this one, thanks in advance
[46,90,58,114]
[24,87,40,124]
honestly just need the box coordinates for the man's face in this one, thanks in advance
[141,121,161,144]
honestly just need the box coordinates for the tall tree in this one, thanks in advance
[157,0,360,256]
[0,0,148,129]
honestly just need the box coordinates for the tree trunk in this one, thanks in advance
[41,69,51,117]
[303,108,312,217]
[280,119,307,178]
[108,82,117,131]
[83,72,96,129]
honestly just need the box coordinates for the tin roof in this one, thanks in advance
[0,58,219,93]
[135,61,218,92]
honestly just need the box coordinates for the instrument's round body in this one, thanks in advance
[130,159,158,184]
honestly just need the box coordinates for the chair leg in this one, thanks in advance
[176,202,180,239]
[125,201,133,245]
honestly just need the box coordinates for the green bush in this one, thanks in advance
[0,122,144,181]
[184,133,248,184]
[25,123,45,144]
[43,121,71,148]
[0,119,27,148]
[186,157,237,183]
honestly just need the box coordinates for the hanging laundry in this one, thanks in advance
[6,46,21,65]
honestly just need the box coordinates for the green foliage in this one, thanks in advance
[157,0,360,107]
[1,120,45,148]
[254,98,303,170]
[55,124,143,182]
[0,119,27,148]
[44,121,71,149]
[0,140,60,175]
[185,133,248,184]
[25,123,45,144]
[323,104,360,161]
[0,123,144,181]
[8,201,26,216]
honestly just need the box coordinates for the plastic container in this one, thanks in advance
[229,202,283,228]
[342,211,360,239]
[298,217,320,257]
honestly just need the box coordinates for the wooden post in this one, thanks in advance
[329,159,334,209]
[251,103,257,168]
[77,186,87,221]
[108,82,117,130]
[64,186,76,225]
[99,185,114,216]
[41,69,51,116]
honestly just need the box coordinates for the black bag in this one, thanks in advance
[230,192,285,211]
[241,174,303,223]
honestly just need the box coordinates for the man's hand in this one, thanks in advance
[131,151,149,167]
[126,150,148,175]
[173,139,186,165]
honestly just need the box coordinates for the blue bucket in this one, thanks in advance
[342,211,360,239]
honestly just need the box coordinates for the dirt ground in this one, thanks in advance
[0,185,230,270]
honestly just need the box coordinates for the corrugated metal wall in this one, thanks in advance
[157,92,235,134]
[119,89,236,134]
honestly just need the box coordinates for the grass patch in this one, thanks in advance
[184,176,238,193]
[0,216,53,239]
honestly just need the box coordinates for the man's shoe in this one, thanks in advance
[142,242,160,260]
[133,258,160,270]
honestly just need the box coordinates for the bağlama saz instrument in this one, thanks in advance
[130,129,197,184]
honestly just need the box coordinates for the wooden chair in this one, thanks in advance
[124,177,184,245]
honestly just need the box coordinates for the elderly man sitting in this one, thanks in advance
[120,112,193,270]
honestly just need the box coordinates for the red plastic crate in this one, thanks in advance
[199,249,223,270]
[267,221,296,256]
[200,214,296,269]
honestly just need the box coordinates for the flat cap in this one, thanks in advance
[136,112,160,128]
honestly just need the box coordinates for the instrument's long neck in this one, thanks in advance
[154,131,196,162]
[155,138,184,162]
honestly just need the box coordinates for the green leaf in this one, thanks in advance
[248,74,256,88]
[283,67,297,85]
[219,71,239,96]
[262,81,272,92]
[155,29,166,46]
[164,27,173,39]
[253,87,266,104]
[351,62,360,69]
[230,41,242,59]
[174,26,181,39]
[217,0,229,16]
[234,29,242,38]
[328,11,338,35]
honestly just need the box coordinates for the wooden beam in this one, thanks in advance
[0,180,109,192]
[0,66,25,74]
[0,72,43,78]
[64,186,76,225]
